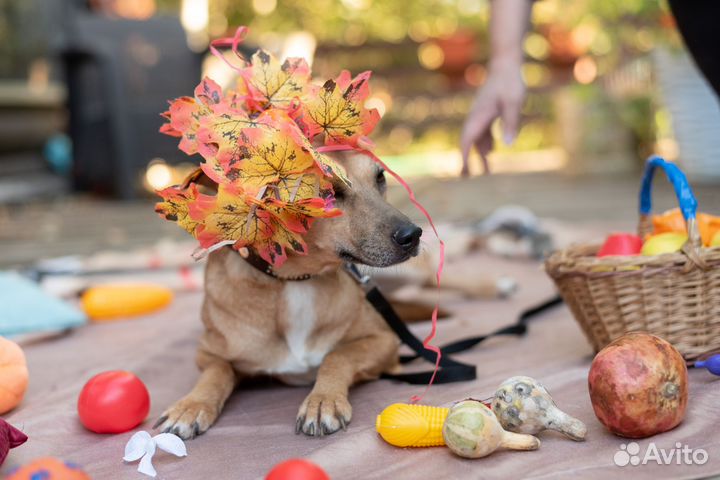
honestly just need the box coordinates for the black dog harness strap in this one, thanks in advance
[344,263,563,385]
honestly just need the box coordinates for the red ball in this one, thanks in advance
[265,459,329,480]
[77,371,150,433]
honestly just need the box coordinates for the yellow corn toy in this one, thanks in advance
[376,403,449,447]
[81,284,173,322]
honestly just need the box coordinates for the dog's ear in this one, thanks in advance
[181,167,218,194]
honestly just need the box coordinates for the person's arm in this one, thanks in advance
[460,0,532,175]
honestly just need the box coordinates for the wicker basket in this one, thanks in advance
[545,156,720,360]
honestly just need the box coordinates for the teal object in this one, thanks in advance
[43,133,73,175]
[0,272,87,337]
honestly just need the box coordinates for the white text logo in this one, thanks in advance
[614,442,708,467]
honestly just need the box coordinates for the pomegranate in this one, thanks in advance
[588,332,688,438]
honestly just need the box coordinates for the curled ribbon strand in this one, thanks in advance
[209,26,249,72]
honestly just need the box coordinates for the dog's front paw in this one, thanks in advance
[153,397,220,440]
[296,392,352,437]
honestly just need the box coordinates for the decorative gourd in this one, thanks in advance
[492,376,587,441]
[0,336,29,414]
[80,285,173,321]
[442,399,540,459]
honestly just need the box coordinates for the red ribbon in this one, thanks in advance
[318,144,445,403]
[209,26,249,72]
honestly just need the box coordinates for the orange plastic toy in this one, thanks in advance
[376,403,449,447]
[80,284,173,321]
[6,457,90,479]
[0,336,29,415]
[652,208,720,247]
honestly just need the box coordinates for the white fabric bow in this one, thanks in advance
[123,431,187,477]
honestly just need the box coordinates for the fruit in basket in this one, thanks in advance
[597,233,642,257]
[711,230,720,247]
[588,333,688,438]
[442,399,540,458]
[492,376,587,441]
[653,208,720,246]
[641,232,687,256]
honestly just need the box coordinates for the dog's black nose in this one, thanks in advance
[393,224,422,251]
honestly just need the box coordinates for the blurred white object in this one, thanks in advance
[476,206,553,260]
[124,431,187,478]
[281,31,317,66]
[32,240,205,298]
[655,48,720,183]
[476,205,539,236]
[180,0,209,50]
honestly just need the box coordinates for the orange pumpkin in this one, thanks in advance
[0,336,29,414]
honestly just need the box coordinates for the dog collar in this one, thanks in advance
[240,248,313,281]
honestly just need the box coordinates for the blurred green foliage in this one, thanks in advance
[0,0,49,78]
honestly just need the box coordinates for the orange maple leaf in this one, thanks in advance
[240,49,311,111]
[155,182,201,235]
[189,183,266,250]
[302,70,380,148]
[160,77,231,155]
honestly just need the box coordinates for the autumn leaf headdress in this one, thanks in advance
[155,27,380,266]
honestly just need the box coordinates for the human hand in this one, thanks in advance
[460,59,525,175]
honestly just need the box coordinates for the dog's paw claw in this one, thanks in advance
[296,392,352,437]
[152,415,168,429]
[154,398,220,440]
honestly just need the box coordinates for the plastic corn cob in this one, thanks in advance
[376,403,449,447]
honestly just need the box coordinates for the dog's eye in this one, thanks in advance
[333,188,346,201]
[376,170,386,187]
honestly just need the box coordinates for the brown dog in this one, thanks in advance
[155,151,422,439]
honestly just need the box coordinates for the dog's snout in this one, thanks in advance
[392,224,422,251]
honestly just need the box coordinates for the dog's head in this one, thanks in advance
[298,151,422,269]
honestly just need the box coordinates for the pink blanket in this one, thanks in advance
[3,253,718,479]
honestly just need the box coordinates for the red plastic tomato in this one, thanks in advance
[77,371,150,433]
[265,459,329,480]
